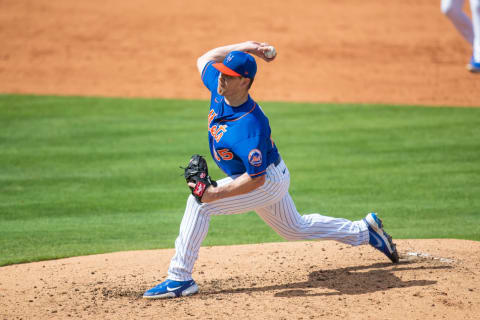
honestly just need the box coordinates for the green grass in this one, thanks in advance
[1,94,479,266]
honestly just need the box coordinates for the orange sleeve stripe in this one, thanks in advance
[201,61,213,80]
[249,169,266,177]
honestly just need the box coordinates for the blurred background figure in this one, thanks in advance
[441,0,480,72]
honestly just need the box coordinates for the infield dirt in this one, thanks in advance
[1,240,479,320]
[1,0,480,319]
[0,0,479,106]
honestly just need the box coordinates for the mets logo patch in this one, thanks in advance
[248,149,262,167]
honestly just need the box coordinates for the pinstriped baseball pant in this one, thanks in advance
[441,0,480,61]
[168,159,370,281]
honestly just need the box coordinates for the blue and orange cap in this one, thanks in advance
[213,51,257,79]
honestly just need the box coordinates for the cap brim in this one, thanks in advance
[212,63,242,77]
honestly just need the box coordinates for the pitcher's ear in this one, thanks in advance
[246,77,254,89]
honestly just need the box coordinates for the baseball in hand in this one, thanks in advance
[264,46,276,59]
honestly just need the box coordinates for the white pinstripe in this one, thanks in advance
[168,160,369,281]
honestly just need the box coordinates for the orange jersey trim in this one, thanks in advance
[201,61,213,80]
[219,103,257,123]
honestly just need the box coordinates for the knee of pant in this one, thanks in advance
[281,233,300,241]
[280,223,304,241]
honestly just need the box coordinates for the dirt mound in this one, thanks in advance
[1,0,479,106]
[1,240,479,319]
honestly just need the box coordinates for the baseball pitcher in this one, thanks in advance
[143,41,399,299]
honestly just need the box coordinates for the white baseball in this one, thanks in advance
[264,46,276,59]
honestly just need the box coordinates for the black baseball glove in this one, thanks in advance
[183,154,217,203]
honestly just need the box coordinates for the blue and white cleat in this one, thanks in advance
[143,279,198,299]
[363,212,399,263]
[467,56,480,73]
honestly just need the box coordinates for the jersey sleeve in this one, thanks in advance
[201,61,219,93]
[233,136,269,177]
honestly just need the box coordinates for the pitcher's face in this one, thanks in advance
[217,73,250,96]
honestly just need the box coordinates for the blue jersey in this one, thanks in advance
[201,61,280,177]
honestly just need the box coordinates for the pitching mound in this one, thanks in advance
[1,239,479,319]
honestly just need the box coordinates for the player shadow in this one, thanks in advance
[204,261,451,297]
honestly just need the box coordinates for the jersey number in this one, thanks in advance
[217,148,233,161]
